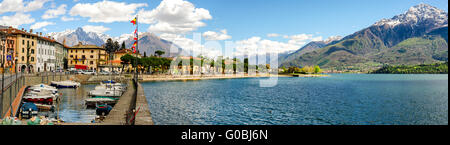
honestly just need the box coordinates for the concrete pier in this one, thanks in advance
[134,82,154,125]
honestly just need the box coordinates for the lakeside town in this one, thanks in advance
[0,0,447,128]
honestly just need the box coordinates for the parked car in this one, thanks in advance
[77,70,84,74]
[83,70,97,75]
[111,70,120,75]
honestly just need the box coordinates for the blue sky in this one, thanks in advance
[0,0,448,57]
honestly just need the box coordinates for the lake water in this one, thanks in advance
[57,84,97,123]
[143,74,448,125]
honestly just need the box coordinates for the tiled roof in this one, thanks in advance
[70,44,105,49]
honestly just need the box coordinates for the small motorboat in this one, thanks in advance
[34,103,55,111]
[23,94,54,104]
[51,80,81,88]
[95,83,126,91]
[85,97,117,107]
[89,89,123,97]
[29,84,58,94]
[20,102,38,119]
[96,104,113,116]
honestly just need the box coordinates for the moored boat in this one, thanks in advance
[96,104,113,116]
[85,97,117,107]
[50,80,81,88]
[20,102,38,119]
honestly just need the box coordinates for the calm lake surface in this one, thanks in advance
[143,74,448,125]
[57,84,97,123]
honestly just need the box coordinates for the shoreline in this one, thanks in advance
[138,74,294,82]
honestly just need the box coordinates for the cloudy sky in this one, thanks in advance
[0,0,448,58]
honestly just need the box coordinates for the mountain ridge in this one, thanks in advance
[281,4,448,71]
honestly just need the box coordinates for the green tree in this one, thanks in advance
[121,41,126,50]
[314,65,321,74]
[155,50,165,57]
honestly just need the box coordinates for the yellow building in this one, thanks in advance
[12,28,38,73]
[67,42,108,71]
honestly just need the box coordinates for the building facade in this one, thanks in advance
[68,43,108,71]
[54,42,66,70]
[36,36,56,72]
[15,29,38,73]
[0,27,17,73]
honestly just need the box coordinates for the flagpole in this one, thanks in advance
[135,15,138,82]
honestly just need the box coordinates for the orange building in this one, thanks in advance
[0,27,18,73]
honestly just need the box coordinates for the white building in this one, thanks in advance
[36,36,56,72]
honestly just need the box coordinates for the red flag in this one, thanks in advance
[134,37,138,41]
[130,17,136,25]
[134,29,137,34]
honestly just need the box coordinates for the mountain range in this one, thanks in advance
[280,4,448,71]
[48,27,183,57]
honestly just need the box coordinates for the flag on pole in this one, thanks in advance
[130,17,137,25]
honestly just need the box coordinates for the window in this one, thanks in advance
[22,40,24,45]
[22,48,24,53]
[70,55,73,58]
[90,55,94,58]
[31,49,34,54]
[22,56,24,61]
[31,57,34,62]
[83,50,85,53]
[90,61,94,65]
[32,41,34,46]
[71,50,73,53]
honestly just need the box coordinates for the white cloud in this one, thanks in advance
[0,13,35,28]
[42,4,67,19]
[267,33,280,37]
[160,33,222,58]
[140,0,212,34]
[202,29,231,40]
[0,0,51,14]
[24,0,51,12]
[69,0,147,23]
[61,16,76,21]
[82,25,111,34]
[0,0,52,14]
[235,37,302,56]
[30,21,55,30]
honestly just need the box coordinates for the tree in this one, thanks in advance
[143,52,147,58]
[244,58,249,73]
[314,65,321,74]
[121,41,126,50]
[155,50,165,57]
[121,54,134,72]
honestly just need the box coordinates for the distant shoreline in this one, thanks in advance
[139,74,295,82]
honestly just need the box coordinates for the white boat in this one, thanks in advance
[29,84,58,94]
[95,83,126,91]
[89,89,123,97]
[51,80,81,88]
[85,97,117,107]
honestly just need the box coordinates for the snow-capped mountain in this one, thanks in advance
[48,27,184,57]
[374,4,448,27]
[49,27,105,46]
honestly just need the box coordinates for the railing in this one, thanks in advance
[0,72,25,118]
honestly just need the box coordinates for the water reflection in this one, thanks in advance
[57,84,97,123]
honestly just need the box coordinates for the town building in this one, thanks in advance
[67,42,108,71]
[0,27,17,73]
[36,35,56,72]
